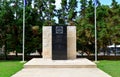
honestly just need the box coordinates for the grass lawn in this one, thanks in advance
[0,61,24,77]
[97,60,120,77]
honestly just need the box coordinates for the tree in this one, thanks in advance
[68,0,77,25]
[24,0,41,55]
[79,0,87,18]
[76,0,95,55]
[59,0,68,24]
[42,0,56,26]
[0,0,14,59]
[110,0,120,45]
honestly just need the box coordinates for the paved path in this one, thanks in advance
[12,68,111,77]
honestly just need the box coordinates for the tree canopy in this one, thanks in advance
[0,0,120,58]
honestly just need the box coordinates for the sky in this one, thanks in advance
[100,0,120,5]
[55,0,120,9]
[55,0,61,9]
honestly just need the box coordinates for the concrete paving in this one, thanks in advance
[12,68,111,77]
[11,58,111,77]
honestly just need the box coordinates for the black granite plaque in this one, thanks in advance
[52,26,67,60]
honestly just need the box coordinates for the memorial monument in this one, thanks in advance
[12,25,111,77]
[42,25,76,60]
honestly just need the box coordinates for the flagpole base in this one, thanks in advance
[20,61,26,63]
[94,61,99,63]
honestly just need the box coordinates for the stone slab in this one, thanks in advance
[42,26,52,59]
[12,68,111,77]
[67,26,76,59]
[24,58,96,68]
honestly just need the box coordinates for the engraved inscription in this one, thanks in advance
[56,26,63,34]
[52,26,67,60]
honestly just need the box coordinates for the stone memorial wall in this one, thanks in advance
[42,26,76,59]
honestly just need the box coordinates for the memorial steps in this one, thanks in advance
[24,58,96,68]
[11,58,111,77]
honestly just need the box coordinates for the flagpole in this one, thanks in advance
[94,2,97,62]
[22,1,25,62]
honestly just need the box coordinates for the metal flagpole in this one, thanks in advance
[94,6,97,61]
[94,0,97,62]
[22,0,26,62]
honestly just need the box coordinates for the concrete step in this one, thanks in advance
[24,58,96,68]
[11,68,111,77]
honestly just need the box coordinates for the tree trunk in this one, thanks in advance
[115,44,116,56]
[37,49,42,56]
[3,44,8,60]
[4,33,8,60]
[15,51,18,57]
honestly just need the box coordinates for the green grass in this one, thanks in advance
[0,61,24,77]
[97,60,120,77]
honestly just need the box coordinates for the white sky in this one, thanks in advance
[55,0,61,9]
